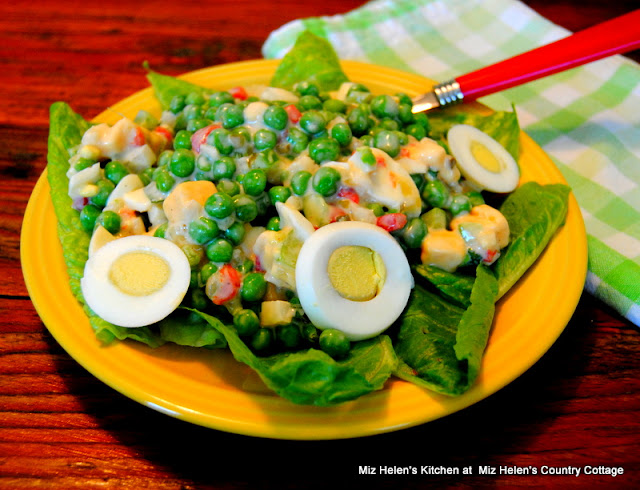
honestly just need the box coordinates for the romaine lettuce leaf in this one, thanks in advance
[190,309,397,406]
[47,102,227,350]
[145,62,212,110]
[494,182,570,299]
[393,265,497,395]
[47,102,165,347]
[269,30,349,92]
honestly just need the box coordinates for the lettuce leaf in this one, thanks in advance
[47,103,227,350]
[269,31,349,92]
[190,309,397,406]
[145,62,212,110]
[47,103,166,347]
[393,265,497,395]
[494,182,570,299]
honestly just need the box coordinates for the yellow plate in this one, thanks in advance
[21,60,587,440]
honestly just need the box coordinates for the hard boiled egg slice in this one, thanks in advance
[447,124,520,193]
[81,235,190,328]
[295,221,413,341]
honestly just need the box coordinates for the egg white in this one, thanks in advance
[447,124,520,193]
[295,221,413,341]
[81,235,191,328]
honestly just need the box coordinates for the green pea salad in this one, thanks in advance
[47,31,570,406]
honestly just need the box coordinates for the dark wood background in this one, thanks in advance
[1,1,639,488]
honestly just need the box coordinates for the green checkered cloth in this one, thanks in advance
[263,0,640,327]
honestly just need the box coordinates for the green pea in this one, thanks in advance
[373,130,400,157]
[359,134,374,147]
[224,220,246,245]
[216,178,240,196]
[187,118,210,132]
[396,92,413,106]
[252,149,279,169]
[286,127,309,154]
[291,170,312,196]
[196,155,212,172]
[268,185,291,205]
[188,216,219,245]
[205,192,235,219]
[266,216,280,231]
[376,118,400,132]
[241,272,267,302]
[395,130,409,146]
[263,105,288,131]
[157,150,173,167]
[200,262,218,284]
[139,167,154,186]
[300,323,319,345]
[170,148,196,177]
[229,126,251,153]
[154,168,175,193]
[347,104,370,136]
[233,194,258,222]
[405,123,426,140]
[169,95,186,114]
[277,324,301,350]
[466,191,485,207]
[323,98,346,114]
[181,243,204,269]
[209,91,234,107]
[371,94,399,119]
[413,112,431,133]
[397,103,415,125]
[185,91,206,106]
[154,222,168,238]
[319,329,350,359]
[312,166,341,196]
[73,157,95,172]
[216,103,244,129]
[400,217,427,248]
[309,137,340,164]
[90,179,115,208]
[79,204,101,232]
[173,130,193,150]
[205,238,233,263]
[298,95,323,111]
[96,210,120,234]
[330,122,352,147]
[206,128,234,155]
[366,202,385,217]
[104,160,128,185]
[211,156,236,181]
[183,104,204,121]
[299,110,326,135]
[242,169,267,196]
[295,81,320,96]
[250,328,273,353]
[233,309,260,337]
[422,179,451,208]
[253,128,277,150]
[449,194,472,216]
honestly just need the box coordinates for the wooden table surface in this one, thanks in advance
[2,0,639,488]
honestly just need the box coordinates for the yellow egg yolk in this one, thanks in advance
[108,251,170,296]
[471,140,502,173]
[327,246,386,301]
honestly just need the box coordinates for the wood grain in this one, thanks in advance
[1,0,639,488]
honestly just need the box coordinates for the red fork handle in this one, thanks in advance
[456,9,640,100]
